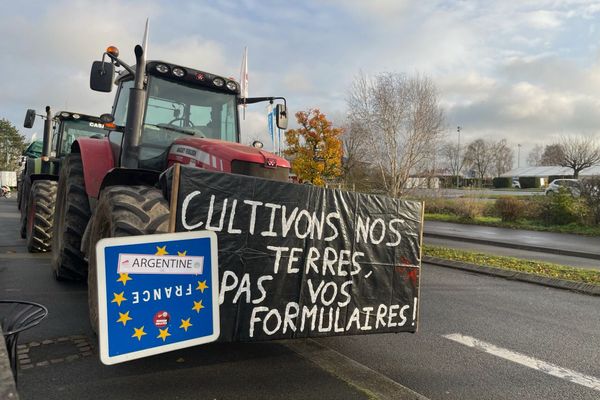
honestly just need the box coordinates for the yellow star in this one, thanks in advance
[180,318,193,332]
[157,327,171,342]
[155,246,169,256]
[111,292,126,306]
[192,300,204,313]
[116,311,132,326]
[177,250,187,256]
[116,273,132,286]
[132,326,146,341]
[196,280,209,293]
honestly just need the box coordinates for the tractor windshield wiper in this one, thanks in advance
[148,123,196,136]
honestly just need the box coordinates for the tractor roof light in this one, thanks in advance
[172,67,185,77]
[226,81,237,91]
[72,114,81,119]
[106,46,120,57]
[156,64,169,74]
[60,112,70,118]
[213,77,225,87]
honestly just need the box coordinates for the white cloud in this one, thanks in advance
[526,10,563,29]
[2,0,600,156]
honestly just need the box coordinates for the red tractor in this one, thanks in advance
[51,38,289,330]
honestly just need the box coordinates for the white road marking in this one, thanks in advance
[443,333,600,392]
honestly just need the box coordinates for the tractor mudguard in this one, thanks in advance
[99,168,160,193]
[73,137,115,199]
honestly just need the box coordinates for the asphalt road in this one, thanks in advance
[2,196,599,399]
[321,264,600,400]
[425,220,600,260]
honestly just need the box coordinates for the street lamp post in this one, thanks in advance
[456,126,461,188]
[517,144,521,168]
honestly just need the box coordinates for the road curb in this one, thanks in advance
[423,232,600,261]
[424,256,600,296]
[282,338,430,400]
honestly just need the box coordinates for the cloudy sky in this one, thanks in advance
[2,0,600,165]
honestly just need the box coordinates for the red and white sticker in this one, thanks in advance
[153,311,170,327]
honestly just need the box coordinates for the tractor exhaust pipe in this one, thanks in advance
[41,106,52,173]
[121,19,149,169]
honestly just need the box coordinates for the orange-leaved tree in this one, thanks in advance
[284,109,343,186]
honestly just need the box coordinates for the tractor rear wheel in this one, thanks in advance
[87,185,169,333]
[26,180,57,253]
[51,153,91,281]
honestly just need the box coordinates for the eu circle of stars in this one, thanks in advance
[103,238,215,357]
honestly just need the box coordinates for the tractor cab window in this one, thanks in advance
[139,76,238,166]
[113,79,134,126]
[58,120,106,156]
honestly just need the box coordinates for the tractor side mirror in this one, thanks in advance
[275,104,288,130]
[90,61,115,92]
[24,109,36,128]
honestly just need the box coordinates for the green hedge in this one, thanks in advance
[519,176,542,189]
[493,177,512,188]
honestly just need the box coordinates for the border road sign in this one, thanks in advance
[96,231,220,365]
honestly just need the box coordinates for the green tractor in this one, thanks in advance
[20,108,107,252]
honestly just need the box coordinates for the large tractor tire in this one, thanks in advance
[51,153,91,281]
[87,185,169,333]
[26,180,57,253]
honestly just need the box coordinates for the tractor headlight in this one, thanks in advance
[213,77,224,87]
[156,64,169,74]
[172,67,185,77]
[226,81,237,91]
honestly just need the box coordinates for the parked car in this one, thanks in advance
[511,178,521,189]
[545,179,581,197]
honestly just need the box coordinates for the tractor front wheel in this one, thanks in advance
[51,153,91,281]
[26,180,57,253]
[86,185,169,333]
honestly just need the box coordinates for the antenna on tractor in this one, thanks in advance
[142,18,150,56]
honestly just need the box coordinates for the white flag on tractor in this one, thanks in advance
[240,47,248,119]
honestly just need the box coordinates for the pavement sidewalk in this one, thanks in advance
[424,221,600,260]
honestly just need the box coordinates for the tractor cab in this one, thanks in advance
[109,61,241,171]
[90,46,289,176]
[51,112,107,158]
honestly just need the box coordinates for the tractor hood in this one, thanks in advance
[168,137,291,182]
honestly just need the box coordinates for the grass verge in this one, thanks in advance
[424,245,600,285]
[425,213,600,236]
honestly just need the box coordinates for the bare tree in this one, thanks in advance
[527,144,543,166]
[346,72,445,197]
[559,136,600,178]
[440,140,466,184]
[340,119,372,191]
[539,144,565,166]
[464,139,494,181]
[463,138,514,181]
[492,139,514,176]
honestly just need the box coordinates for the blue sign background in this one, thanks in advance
[103,236,215,357]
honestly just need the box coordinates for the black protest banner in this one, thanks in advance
[161,166,423,342]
